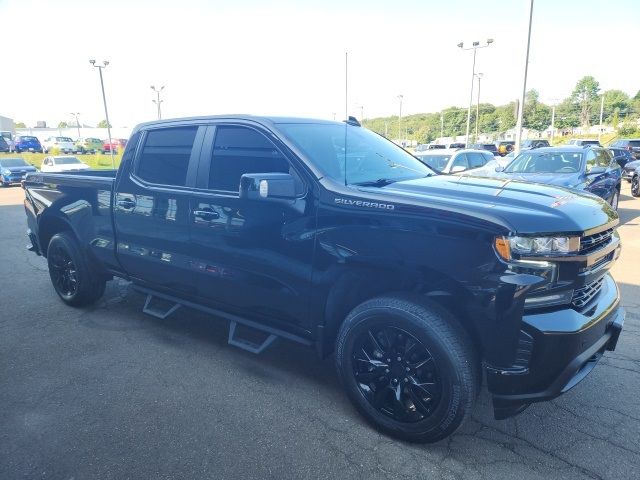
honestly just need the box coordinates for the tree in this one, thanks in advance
[522,89,551,132]
[58,121,68,128]
[97,120,112,128]
[571,76,600,126]
[554,99,580,129]
[15,122,26,128]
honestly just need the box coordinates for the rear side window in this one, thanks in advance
[450,153,469,170]
[137,127,198,186]
[209,126,289,192]
[466,152,487,168]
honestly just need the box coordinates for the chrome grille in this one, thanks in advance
[572,276,605,310]
[580,228,613,255]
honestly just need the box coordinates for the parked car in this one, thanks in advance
[629,165,640,197]
[467,143,499,155]
[42,136,75,154]
[0,136,10,153]
[447,142,465,149]
[496,146,622,209]
[40,156,91,172]
[496,140,515,156]
[520,139,550,150]
[102,138,128,154]
[608,147,636,169]
[621,159,640,183]
[609,138,640,159]
[566,138,601,147]
[13,135,43,153]
[427,144,446,150]
[414,148,494,174]
[23,115,624,443]
[0,131,15,152]
[0,157,38,187]
[74,137,103,154]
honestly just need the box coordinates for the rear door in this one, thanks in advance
[188,122,316,332]
[113,125,205,296]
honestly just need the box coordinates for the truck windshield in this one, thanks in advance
[505,152,583,174]
[278,123,433,185]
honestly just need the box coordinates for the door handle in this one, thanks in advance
[193,209,219,221]
[117,197,136,209]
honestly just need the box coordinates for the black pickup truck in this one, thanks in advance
[23,116,624,443]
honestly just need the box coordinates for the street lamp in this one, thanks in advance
[151,85,165,120]
[89,59,115,169]
[514,0,534,154]
[458,39,494,146]
[397,94,403,146]
[70,112,81,138]
[474,73,484,142]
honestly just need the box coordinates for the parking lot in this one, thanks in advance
[1,184,639,480]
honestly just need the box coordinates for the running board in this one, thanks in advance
[132,286,313,354]
[228,321,278,354]
[143,294,182,319]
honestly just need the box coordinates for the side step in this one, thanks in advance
[228,321,278,354]
[133,286,313,354]
[143,294,181,319]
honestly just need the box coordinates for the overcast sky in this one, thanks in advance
[1,0,638,128]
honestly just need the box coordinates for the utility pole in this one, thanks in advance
[151,85,165,120]
[475,73,483,142]
[90,60,115,169]
[70,112,81,138]
[514,0,534,155]
[458,39,494,146]
[397,94,403,146]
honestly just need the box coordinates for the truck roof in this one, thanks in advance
[133,115,339,133]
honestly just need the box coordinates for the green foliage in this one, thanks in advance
[15,122,26,128]
[15,152,122,170]
[618,122,638,136]
[58,121,68,128]
[97,120,112,128]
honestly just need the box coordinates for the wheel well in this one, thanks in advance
[38,215,73,257]
[320,272,483,360]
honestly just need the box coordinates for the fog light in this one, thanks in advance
[524,290,574,308]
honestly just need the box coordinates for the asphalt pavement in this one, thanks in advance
[1,184,639,480]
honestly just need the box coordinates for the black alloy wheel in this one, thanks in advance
[48,244,79,299]
[632,175,640,198]
[352,326,441,423]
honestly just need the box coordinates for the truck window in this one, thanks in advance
[466,152,486,168]
[209,126,289,192]
[136,127,198,186]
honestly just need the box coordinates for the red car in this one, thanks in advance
[101,138,128,154]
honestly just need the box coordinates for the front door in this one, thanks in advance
[113,125,204,296]
[189,123,316,332]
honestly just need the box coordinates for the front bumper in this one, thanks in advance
[486,273,624,419]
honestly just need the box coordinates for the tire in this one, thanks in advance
[336,295,478,443]
[609,189,619,210]
[632,175,640,198]
[47,232,106,306]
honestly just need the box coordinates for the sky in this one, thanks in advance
[1,0,638,129]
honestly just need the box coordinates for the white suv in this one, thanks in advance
[42,136,76,154]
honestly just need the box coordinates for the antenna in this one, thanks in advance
[344,51,348,186]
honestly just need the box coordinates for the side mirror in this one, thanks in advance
[495,166,505,172]
[587,166,606,175]
[239,173,297,202]
[450,165,466,173]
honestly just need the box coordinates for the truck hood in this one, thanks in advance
[360,174,616,235]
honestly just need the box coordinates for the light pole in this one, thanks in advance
[598,95,605,142]
[514,0,534,155]
[397,94,403,146]
[458,39,494,146]
[89,59,115,169]
[70,112,81,138]
[151,85,165,120]
[475,73,483,142]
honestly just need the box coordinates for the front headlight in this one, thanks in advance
[495,235,580,260]
[1,168,10,176]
